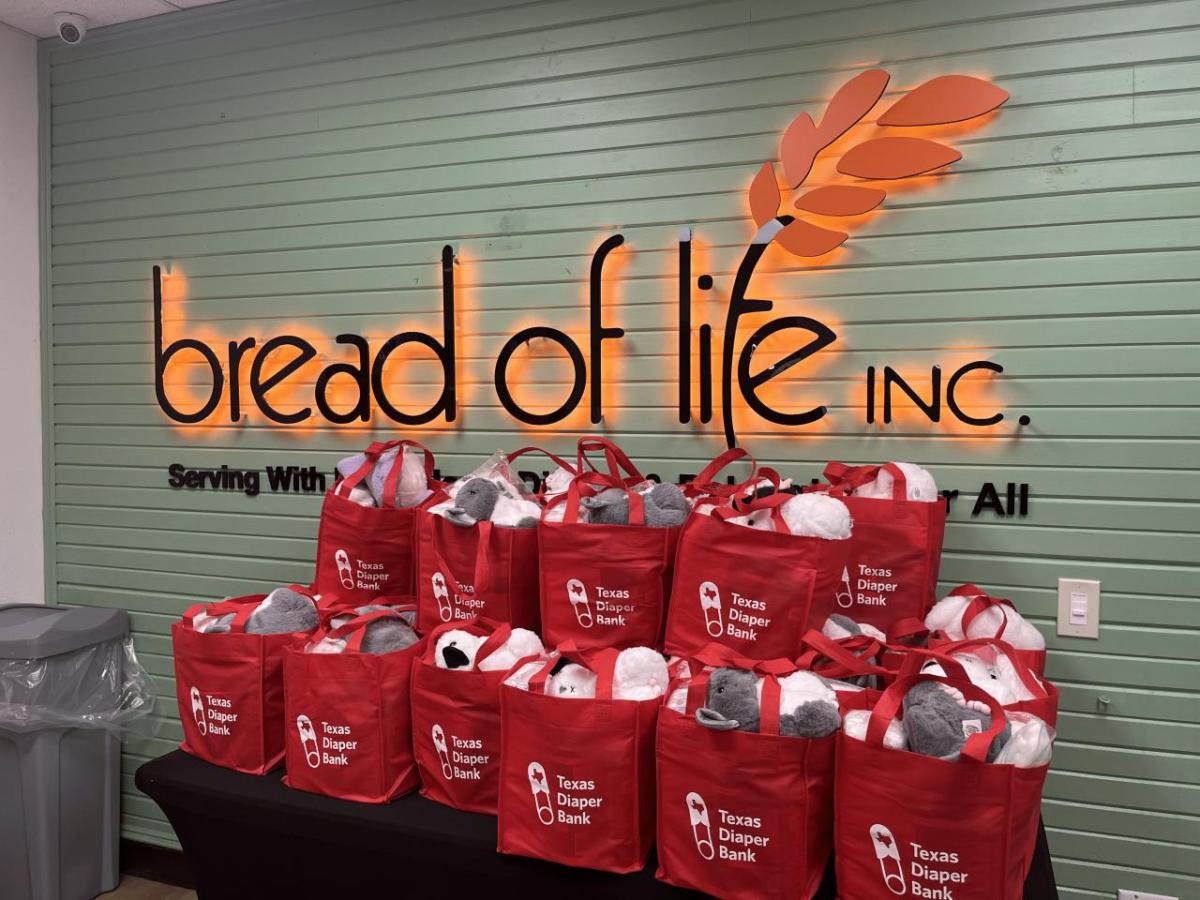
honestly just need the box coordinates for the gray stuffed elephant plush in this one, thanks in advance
[444,477,538,528]
[581,482,688,527]
[901,680,1011,761]
[695,668,841,738]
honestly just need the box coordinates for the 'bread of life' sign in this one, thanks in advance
[152,71,1020,449]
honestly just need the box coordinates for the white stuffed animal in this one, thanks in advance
[347,485,376,507]
[477,628,544,672]
[852,461,938,502]
[822,613,886,643]
[994,712,1054,768]
[919,649,1041,707]
[724,492,852,539]
[925,592,1045,650]
[505,647,670,701]
[433,627,545,672]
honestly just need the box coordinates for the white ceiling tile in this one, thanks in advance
[0,0,228,38]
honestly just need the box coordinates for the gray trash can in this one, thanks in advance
[0,604,154,900]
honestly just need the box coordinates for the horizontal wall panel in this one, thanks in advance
[43,0,1199,893]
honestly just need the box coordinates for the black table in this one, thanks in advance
[137,751,1056,898]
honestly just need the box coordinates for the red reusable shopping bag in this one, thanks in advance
[538,447,677,650]
[900,636,1059,728]
[497,646,660,873]
[282,609,425,803]
[929,584,1048,677]
[656,649,836,900]
[835,673,1049,900]
[415,448,575,631]
[796,628,894,688]
[173,592,314,774]
[314,439,444,604]
[811,461,946,633]
[410,618,525,813]
[664,486,850,660]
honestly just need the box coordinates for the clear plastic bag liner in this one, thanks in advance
[0,636,156,736]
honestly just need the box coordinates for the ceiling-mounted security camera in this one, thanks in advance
[54,12,89,45]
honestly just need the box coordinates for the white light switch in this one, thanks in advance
[1057,578,1100,638]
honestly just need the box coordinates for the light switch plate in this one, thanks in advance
[1117,890,1178,900]
[1057,578,1100,638]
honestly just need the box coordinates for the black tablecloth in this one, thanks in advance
[136,750,1056,898]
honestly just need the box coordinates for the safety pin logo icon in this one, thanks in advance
[528,762,555,825]
[836,566,854,609]
[296,715,321,769]
[432,724,454,780]
[870,824,906,895]
[335,549,354,590]
[700,581,724,637]
[685,792,716,860]
[189,687,207,736]
[431,572,454,622]
[567,579,594,628]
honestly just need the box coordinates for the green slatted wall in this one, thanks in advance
[39,0,1199,895]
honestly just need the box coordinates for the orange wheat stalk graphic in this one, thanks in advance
[720,71,1010,447]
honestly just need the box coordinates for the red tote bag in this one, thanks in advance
[416,447,575,631]
[539,468,677,651]
[282,609,425,803]
[656,650,836,900]
[835,673,1049,900]
[314,439,444,604]
[664,488,850,660]
[410,618,524,813]
[497,646,660,873]
[811,461,946,634]
[172,593,312,774]
[930,584,1048,677]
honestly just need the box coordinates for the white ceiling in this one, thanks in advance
[0,0,230,39]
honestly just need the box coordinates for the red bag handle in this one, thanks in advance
[681,645,800,735]
[797,629,890,680]
[712,488,792,533]
[823,461,908,501]
[506,446,578,474]
[685,448,756,500]
[335,439,439,508]
[312,608,416,652]
[575,436,643,484]
[552,471,646,526]
[896,645,972,682]
[526,642,620,700]
[185,586,315,634]
[913,636,1049,700]
[426,517,497,616]
[867,672,1007,762]
[420,616,513,666]
[948,584,1016,642]
[886,617,931,645]
[318,597,417,628]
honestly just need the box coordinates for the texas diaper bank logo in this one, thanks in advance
[698,581,772,642]
[431,724,490,781]
[430,571,485,622]
[870,823,972,898]
[527,761,604,826]
[189,687,236,738]
[334,548,390,593]
[686,792,772,864]
[294,714,359,768]
[150,72,1026,450]
[566,578,635,629]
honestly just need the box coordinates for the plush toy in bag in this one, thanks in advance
[411,619,546,813]
[834,672,1052,899]
[173,587,319,774]
[808,460,946,635]
[927,583,1048,676]
[538,438,680,651]
[283,608,426,803]
[314,439,444,604]
[664,463,853,661]
[417,448,575,630]
[656,646,844,900]
[497,644,669,873]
